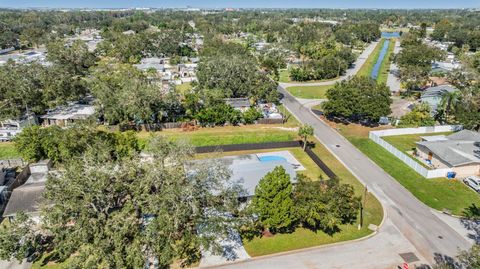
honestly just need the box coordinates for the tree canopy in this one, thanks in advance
[322,77,392,122]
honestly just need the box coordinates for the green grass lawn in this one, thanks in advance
[286,85,332,99]
[357,39,385,78]
[279,69,292,83]
[138,125,298,147]
[376,38,396,84]
[243,137,383,256]
[336,123,480,216]
[0,142,20,159]
[137,105,300,147]
[175,82,192,94]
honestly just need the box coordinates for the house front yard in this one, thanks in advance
[336,122,480,216]
[240,137,383,257]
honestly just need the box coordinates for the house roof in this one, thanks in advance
[41,103,95,121]
[189,154,297,197]
[421,85,458,99]
[2,182,45,217]
[416,130,480,167]
[224,98,250,108]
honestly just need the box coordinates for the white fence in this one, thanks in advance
[369,125,462,179]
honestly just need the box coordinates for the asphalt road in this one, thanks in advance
[276,86,472,263]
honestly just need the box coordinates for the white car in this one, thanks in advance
[463,176,480,193]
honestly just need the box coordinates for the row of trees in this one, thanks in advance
[250,167,360,234]
[14,124,141,163]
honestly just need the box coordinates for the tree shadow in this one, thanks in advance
[460,204,480,244]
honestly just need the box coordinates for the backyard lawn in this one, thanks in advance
[0,142,20,159]
[337,123,480,216]
[242,137,383,256]
[286,85,332,99]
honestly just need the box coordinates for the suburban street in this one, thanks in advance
[215,37,474,269]
[278,87,472,265]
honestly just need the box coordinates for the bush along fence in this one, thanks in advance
[195,141,337,179]
[369,125,462,179]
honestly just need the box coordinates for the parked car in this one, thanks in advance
[463,176,480,192]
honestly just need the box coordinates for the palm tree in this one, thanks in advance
[436,91,460,124]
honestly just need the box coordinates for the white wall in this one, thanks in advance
[369,125,462,179]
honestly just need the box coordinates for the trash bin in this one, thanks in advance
[447,172,456,179]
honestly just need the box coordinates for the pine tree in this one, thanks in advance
[251,166,296,233]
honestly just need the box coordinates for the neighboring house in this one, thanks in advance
[40,102,95,127]
[415,130,480,177]
[188,154,297,201]
[420,85,459,113]
[225,98,251,112]
[3,160,51,222]
[134,57,166,72]
[0,115,38,141]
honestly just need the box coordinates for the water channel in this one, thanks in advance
[370,32,400,80]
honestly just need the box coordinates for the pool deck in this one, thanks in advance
[256,150,306,171]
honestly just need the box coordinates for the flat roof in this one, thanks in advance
[189,153,297,197]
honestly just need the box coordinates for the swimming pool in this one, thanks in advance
[258,155,287,162]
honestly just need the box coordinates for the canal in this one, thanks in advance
[370,32,400,80]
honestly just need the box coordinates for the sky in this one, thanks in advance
[0,0,478,9]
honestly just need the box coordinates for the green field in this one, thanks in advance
[337,123,480,216]
[376,39,396,84]
[285,85,332,99]
[175,82,193,94]
[357,39,385,78]
[243,137,383,256]
[0,142,20,159]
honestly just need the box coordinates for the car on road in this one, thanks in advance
[463,176,480,192]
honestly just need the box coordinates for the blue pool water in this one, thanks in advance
[258,156,287,162]
[370,39,390,80]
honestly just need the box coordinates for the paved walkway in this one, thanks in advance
[280,41,379,88]
[387,39,402,93]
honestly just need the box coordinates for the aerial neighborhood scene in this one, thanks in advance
[1,0,480,268]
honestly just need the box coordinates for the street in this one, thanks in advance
[276,86,472,263]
